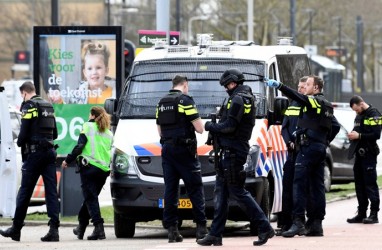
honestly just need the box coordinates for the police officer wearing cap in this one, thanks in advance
[0,81,60,242]
[156,75,208,243]
[346,95,381,224]
[266,75,340,238]
[197,68,274,247]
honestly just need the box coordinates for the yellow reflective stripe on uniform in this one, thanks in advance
[307,96,321,114]
[284,106,300,116]
[364,116,382,126]
[22,107,38,119]
[227,100,231,109]
[179,104,198,115]
[244,103,251,114]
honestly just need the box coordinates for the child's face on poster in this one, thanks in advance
[83,54,109,90]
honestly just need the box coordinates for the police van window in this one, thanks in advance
[276,54,311,89]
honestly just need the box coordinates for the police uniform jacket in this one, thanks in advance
[278,84,340,145]
[352,105,382,155]
[156,89,199,140]
[281,100,301,146]
[17,95,57,147]
[206,84,256,153]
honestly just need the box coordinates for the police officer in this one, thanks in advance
[62,106,113,240]
[197,68,274,247]
[277,76,307,235]
[156,75,208,243]
[346,95,381,224]
[0,81,60,242]
[265,75,340,237]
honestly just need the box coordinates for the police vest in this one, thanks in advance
[29,97,55,139]
[157,92,194,139]
[219,90,256,142]
[80,122,113,172]
[297,95,333,133]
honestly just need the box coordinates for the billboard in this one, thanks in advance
[33,26,123,154]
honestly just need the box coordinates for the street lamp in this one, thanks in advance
[188,15,209,45]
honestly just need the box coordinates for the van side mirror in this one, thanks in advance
[104,98,118,128]
[273,96,289,125]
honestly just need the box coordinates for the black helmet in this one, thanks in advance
[219,68,245,86]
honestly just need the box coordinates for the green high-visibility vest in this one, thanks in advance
[79,122,113,172]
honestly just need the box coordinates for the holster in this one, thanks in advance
[223,151,246,186]
[75,156,89,173]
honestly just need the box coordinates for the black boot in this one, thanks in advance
[196,234,223,246]
[253,227,275,246]
[347,210,366,223]
[73,223,88,240]
[363,211,379,224]
[87,223,106,240]
[281,217,306,238]
[41,226,59,242]
[0,226,21,242]
[168,225,183,243]
[306,219,323,236]
[195,223,208,240]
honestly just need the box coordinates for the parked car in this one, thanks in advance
[324,104,356,192]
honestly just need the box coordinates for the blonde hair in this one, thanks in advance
[90,106,111,133]
[82,42,110,67]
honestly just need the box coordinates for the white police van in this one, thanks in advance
[105,34,311,237]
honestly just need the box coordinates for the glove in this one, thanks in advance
[205,132,214,145]
[205,121,213,131]
[264,78,281,88]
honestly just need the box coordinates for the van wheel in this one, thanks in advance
[324,162,331,193]
[250,178,270,236]
[114,211,135,238]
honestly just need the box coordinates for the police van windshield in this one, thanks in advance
[119,58,266,119]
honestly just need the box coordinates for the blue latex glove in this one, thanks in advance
[264,78,281,88]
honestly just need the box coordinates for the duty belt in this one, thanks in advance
[161,137,195,145]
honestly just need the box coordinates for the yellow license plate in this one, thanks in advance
[158,198,193,209]
[178,199,192,209]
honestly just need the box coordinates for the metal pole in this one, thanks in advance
[309,10,313,45]
[247,0,254,41]
[290,0,296,43]
[157,0,170,44]
[176,0,180,31]
[51,0,59,26]
[356,16,364,92]
[107,0,111,26]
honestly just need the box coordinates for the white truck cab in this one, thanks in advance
[105,34,311,238]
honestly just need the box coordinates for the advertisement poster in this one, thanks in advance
[33,26,123,155]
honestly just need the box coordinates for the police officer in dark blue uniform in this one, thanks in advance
[197,68,274,247]
[156,75,207,243]
[0,81,60,242]
[347,95,381,224]
[266,75,340,237]
[277,76,307,235]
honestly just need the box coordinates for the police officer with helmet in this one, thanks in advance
[0,81,60,242]
[346,95,381,224]
[197,68,274,247]
[156,75,208,243]
[265,75,340,237]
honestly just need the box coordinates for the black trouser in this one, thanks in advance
[14,148,59,228]
[79,165,109,225]
[279,151,296,228]
[353,153,380,213]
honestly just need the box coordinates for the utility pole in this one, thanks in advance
[290,0,296,44]
[176,0,180,31]
[51,0,59,26]
[356,15,364,92]
[157,0,170,44]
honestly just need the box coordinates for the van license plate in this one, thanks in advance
[158,199,192,209]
